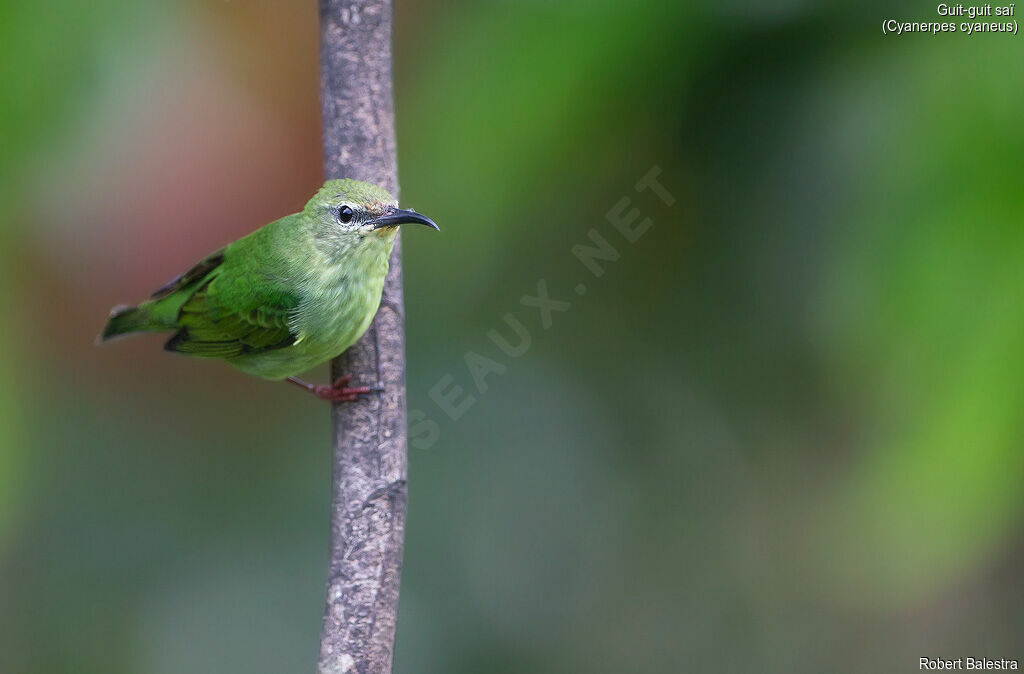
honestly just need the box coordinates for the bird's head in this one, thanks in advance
[307,179,438,239]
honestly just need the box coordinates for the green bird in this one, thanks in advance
[99,179,438,401]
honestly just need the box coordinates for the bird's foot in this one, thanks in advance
[314,374,384,402]
[287,375,384,403]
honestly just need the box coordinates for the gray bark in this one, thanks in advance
[317,1,407,673]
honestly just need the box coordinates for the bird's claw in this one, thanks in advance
[286,374,383,402]
[312,374,385,402]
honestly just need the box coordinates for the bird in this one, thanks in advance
[99,179,438,401]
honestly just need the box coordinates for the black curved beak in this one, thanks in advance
[369,207,439,231]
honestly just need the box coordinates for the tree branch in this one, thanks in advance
[317,1,406,673]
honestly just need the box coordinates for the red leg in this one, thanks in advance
[286,375,383,402]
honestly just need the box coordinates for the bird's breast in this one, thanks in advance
[294,251,390,356]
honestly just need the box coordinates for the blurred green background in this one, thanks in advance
[2,1,1023,672]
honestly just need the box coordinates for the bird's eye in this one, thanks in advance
[338,206,354,223]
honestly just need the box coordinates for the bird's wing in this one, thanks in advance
[165,284,299,358]
[150,250,226,300]
[161,230,303,359]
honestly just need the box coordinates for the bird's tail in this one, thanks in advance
[98,303,161,342]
